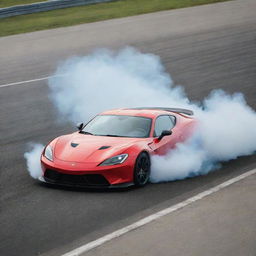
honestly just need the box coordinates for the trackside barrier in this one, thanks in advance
[0,0,116,18]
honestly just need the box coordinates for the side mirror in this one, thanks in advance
[76,122,84,131]
[158,130,172,141]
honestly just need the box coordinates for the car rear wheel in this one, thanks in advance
[134,152,150,187]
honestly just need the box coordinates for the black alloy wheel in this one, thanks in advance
[134,152,151,187]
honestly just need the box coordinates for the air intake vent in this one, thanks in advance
[98,146,110,150]
[44,169,110,186]
[71,142,79,148]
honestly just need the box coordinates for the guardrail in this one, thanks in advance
[0,0,115,18]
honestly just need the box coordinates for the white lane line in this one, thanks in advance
[0,74,66,88]
[62,168,256,256]
[0,76,53,88]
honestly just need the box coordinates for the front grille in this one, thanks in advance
[44,169,110,187]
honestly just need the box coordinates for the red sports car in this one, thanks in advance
[40,107,196,188]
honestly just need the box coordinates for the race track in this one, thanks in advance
[0,0,256,255]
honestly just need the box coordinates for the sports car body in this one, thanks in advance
[40,107,196,188]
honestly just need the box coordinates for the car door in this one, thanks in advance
[150,115,179,155]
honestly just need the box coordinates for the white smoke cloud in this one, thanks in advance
[150,136,212,182]
[24,143,44,179]
[199,91,256,161]
[151,91,256,182]
[25,47,256,182]
[48,47,191,123]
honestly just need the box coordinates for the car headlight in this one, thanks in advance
[99,154,128,166]
[44,145,53,161]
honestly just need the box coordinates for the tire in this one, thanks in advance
[134,152,151,187]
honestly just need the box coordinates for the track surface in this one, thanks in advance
[0,0,256,255]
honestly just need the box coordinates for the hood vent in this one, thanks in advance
[71,142,79,148]
[98,146,110,150]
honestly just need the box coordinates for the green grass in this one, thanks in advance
[0,0,230,37]
[0,0,47,8]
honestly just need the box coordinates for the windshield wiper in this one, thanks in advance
[80,132,127,137]
[103,134,127,137]
[79,131,94,135]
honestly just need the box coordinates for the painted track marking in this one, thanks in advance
[61,168,256,256]
[0,76,52,88]
[0,74,66,88]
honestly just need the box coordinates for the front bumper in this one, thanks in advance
[40,154,136,188]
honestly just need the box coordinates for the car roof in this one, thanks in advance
[100,107,193,118]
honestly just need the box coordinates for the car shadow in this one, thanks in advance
[37,180,136,193]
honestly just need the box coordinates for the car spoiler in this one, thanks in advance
[128,107,194,116]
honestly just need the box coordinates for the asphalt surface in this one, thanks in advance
[0,0,256,255]
[84,172,256,256]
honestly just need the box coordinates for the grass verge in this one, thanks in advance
[0,0,47,8]
[0,0,230,37]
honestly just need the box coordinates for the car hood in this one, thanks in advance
[54,133,142,163]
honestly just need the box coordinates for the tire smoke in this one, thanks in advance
[48,47,191,123]
[25,47,256,182]
[24,143,44,179]
[151,91,256,182]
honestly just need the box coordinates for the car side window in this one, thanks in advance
[154,115,176,137]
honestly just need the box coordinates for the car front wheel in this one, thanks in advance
[134,152,150,187]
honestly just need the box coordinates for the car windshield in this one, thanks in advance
[81,115,152,138]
